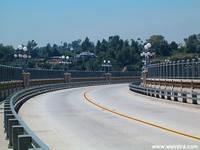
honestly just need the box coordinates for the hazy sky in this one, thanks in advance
[0,0,200,47]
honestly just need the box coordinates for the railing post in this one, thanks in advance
[8,119,19,147]
[177,60,180,79]
[18,135,32,150]
[105,73,112,84]
[198,58,200,79]
[156,90,160,98]
[0,84,3,101]
[192,59,195,79]
[142,70,148,87]
[12,126,24,150]
[161,90,165,99]
[173,61,176,79]
[192,91,198,104]
[186,59,190,79]
[181,60,185,79]
[5,114,15,139]
[173,91,178,101]
[167,90,171,100]
[64,73,71,83]
[22,72,30,88]
[181,92,187,103]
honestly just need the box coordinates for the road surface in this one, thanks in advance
[19,84,200,150]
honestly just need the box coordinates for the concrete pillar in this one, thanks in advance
[4,108,11,127]
[5,114,15,138]
[192,92,198,104]
[167,91,171,100]
[4,110,12,129]
[156,90,160,98]
[142,70,148,87]
[151,89,155,97]
[105,73,112,83]
[8,119,19,147]
[22,72,30,88]
[182,92,187,103]
[18,135,32,150]
[12,126,24,150]
[0,88,3,101]
[161,91,165,99]
[1,88,6,100]
[147,88,151,96]
[173,92,178,101]
[64,73,71,83]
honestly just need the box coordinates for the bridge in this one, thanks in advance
[0,60,200,150]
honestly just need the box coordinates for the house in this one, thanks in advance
[75,52,96,60]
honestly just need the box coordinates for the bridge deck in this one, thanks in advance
[19,84,200,150]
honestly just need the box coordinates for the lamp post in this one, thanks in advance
[102,60,112,73]
[14,44,31,73]
[59,55,72,83]
[60,55,72,72]
[140,43,154,87]
[140,43,154,77]
[181,60,185,79]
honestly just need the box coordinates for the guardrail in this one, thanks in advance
[145,78,200,89]
[0,76,140,102]
[147,58,200,79]
[129,83,200,105]
[0,64,140,82]
[3,78,138,150]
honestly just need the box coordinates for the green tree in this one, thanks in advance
[27,40,38,58]
[71,39,82,51]
[184,34,200,53]
[170,41,178,51]
[147,35,171,56]
[52,44,60,56]
[0,44,14,62]
[81,37,94,52]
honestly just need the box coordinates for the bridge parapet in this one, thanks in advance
[146,78,200,89]
[129,83,200,105]
[0,69,140,102]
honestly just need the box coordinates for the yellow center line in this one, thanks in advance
[83,91,200,141]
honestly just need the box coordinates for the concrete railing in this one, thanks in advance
[129,83,200,105]
[146,78,200,89]
[0,73,140,102]
[3,77,139,150]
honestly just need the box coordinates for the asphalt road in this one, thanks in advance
[19,84,200,150]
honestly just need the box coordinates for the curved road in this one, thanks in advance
[19,84,200,150]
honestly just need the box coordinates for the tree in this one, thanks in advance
[71,39,81,51]
[95,40,101,54]
[52,44,60,56]
[0,44,14,62]
[43,43,52,58]
[170,41,178,51]
[27,40,38,58]
[184,34,200,53]
[147,35,171,56]
[81,37,94,52]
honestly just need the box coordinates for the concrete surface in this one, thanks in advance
[19,84,200,150]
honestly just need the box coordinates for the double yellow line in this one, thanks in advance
[83,91,200,141]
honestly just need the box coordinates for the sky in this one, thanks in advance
[0,0,200,47]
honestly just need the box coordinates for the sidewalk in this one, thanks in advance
[0,102,9,150]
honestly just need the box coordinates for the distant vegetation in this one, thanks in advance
[0,34,200,71]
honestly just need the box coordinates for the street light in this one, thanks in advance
[14,44,31,72]
[140,43,154,76]
[60,55,72,72]
[102,60,112,73]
